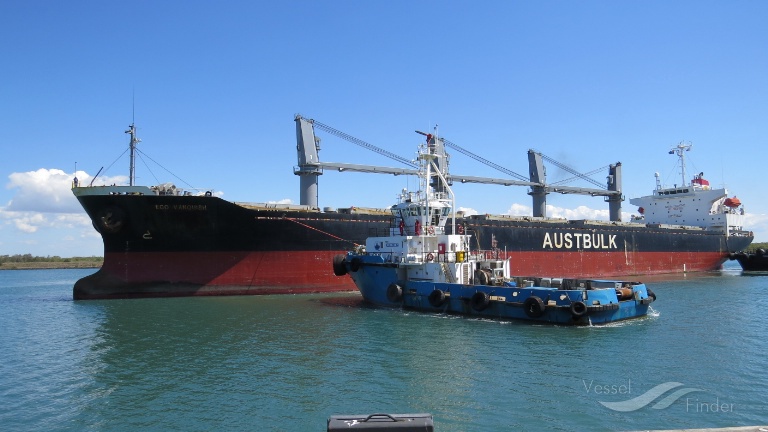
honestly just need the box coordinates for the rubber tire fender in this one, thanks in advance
[570,301,587,317]
[647,288,657,302]
[332,255,348,276]
[470,291,490,311]
[386,283,403,303]
[523,296,545,318]
[428,289,446,307]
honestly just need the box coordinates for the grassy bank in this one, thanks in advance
[0,255,103,270]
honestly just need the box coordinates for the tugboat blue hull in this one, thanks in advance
[345,257,654,325]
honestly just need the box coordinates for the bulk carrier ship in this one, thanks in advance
[71,116,752,299]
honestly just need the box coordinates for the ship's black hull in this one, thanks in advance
[73,193,753,299]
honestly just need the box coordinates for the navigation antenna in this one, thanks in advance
[125,123,141,186]
[669,141,692,187]
[125,92,142,186]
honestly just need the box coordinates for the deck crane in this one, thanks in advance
[550,165,610,187]
[294,115,623,221]
[308,118,418,169]
[294,115,421,208]
[437,137,622,221]
[442,138,529,182]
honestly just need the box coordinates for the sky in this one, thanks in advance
[1,0,767,257]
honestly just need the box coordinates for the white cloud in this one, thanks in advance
[547,205,610,220]
[267,198,294,205]
[504,203,533,216]
[744,213,768,242]
[458,206,478,216]
[504,202,637,222]
[12,212,46,233]
[1,207,93,235]
[5,168,125,213]
[52,212,95,229]
[0,168,108,242]
[6,169,77,213]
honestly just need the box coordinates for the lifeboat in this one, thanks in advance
[724,197,741,208]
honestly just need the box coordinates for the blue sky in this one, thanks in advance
[1,0,767,257]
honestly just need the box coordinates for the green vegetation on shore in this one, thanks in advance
[746,242,768,252]
[0,254,103,270]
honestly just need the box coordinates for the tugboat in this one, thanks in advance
[332,131,656,325]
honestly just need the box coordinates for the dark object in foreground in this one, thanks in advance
[328,413,434,431]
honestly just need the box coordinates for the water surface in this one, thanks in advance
[0,266,766,431]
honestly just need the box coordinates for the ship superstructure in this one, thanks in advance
[629,142,746,236]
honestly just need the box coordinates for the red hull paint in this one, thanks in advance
[74,250,357,300]
[507,250,727,277]
[74,248,729,299]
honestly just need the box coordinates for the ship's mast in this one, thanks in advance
[125,123,141,186]
[669,141,692,187]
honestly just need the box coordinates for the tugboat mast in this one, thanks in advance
[125,123,141,186]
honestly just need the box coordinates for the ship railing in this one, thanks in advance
[370,250,470,264]
[413,249,505,263]
[387,221,446,236]
[728,228,753,237]
[470,249,506,261]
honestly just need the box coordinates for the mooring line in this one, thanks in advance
[283,216,360,247]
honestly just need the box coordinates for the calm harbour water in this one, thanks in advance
[1,265,767,431]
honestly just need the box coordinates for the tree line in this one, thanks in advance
[2,241,767,265]
[0,254,103,264]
